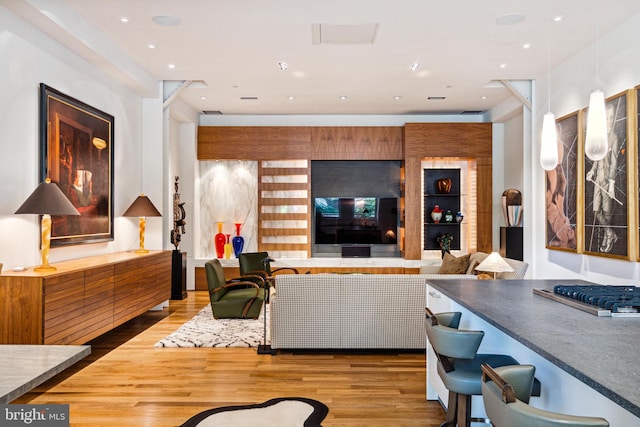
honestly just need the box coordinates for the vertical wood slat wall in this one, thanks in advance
[258,160,311,258]
[198,124,492,259]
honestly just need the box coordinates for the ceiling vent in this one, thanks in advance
[427,96,446,100]
[461,110,484,115]
[240,97,258,100]
[312,23,379,45]
[202,110,222,115]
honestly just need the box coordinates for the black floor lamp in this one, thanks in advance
[257,256,276,355]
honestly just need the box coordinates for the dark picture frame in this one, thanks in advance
[40,84,114,246]
[582,90,629,259]
[546,111,579,252]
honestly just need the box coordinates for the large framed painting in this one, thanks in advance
[582,90,630,259]
[40,84,114,246]
[546,111,579,252]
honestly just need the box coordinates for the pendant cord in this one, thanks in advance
[547,1,551,112]
[595,0,599,89]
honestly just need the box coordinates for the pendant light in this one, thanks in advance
[584,0,608,161]
[540,3,558,171]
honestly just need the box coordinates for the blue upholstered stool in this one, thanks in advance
[425,308,526,427]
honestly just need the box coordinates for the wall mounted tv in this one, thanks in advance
[313,197,399,255]
[311,160,401,257]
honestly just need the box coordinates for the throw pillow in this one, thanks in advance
[438,253,470,274]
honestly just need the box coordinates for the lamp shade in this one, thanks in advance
[122,194,161,217]
[585,90,609,161]
[475,252,514,274]
[15,178,80,216]
[540,112,558,170]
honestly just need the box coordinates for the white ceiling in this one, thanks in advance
[6,0,640,116]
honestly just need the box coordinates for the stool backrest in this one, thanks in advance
[425,308,484,365]
[481,364,609,427]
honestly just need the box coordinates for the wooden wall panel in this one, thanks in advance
[310,127,403,160]
[476,157,493,253]
[403,123,493,259]
[404,123,492,158]
[198,126,311,160]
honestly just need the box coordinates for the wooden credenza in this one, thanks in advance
[0,250,171,345]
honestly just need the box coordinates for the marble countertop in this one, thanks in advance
[193,257,437,269]
[427,279,640,418]
[0,345,91,403]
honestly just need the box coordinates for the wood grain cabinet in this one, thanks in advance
[0,251,171,345]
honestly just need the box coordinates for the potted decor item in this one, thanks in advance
[444,209,454,223]
[456,211,464,223]
[431,205,443,223]
[436,178,452,194]
[214,222,226,258]
[232,223,245,257]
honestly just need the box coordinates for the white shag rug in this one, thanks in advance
[154,303,269,348]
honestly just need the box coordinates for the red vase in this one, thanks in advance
[214,222,225,258]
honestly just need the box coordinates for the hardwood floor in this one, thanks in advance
[13,291,446,426]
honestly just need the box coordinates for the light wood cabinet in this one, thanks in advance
[0,251,171,345]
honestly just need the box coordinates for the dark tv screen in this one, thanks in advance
[314,197,398,245]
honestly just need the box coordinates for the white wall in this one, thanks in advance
[532,10,640,283]
[0,5,162,270]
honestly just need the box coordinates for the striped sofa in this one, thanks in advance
[270,274,434,350]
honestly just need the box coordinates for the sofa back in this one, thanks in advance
[271,274,431,349]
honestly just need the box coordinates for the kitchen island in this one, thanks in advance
[426,278,640,426]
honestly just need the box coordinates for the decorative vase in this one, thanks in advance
[214,222,226,258]
[223,234,232,259]
[431,205,443,223]
[444,209,454,223]
[436,178,452,194]
[232,223,245,258]
[456,211,464,223]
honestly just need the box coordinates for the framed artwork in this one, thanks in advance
[546,111,579,252]
[40,84,114,246]
[582,90,629,258]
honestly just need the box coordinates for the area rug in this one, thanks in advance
[154,303,269,348]
[178,397,329,427]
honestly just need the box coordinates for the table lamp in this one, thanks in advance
[122,194,161,253]
[15,178,80,272]
[474,252,514,279]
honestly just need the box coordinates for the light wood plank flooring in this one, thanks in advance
[13,291,446,426]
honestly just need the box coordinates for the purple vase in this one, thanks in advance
[232,223,245,258]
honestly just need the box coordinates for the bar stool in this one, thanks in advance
[481,363,609,427]
[425,308,525,427]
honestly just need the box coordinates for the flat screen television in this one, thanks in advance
[313,197,398,245]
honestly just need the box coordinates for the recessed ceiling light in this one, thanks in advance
[553,15,563,22]
[152,15,181,27]
[496,13,526,25]
[147,43,156,49]
[278,62,288,71]
[339,96,348,101]
[120,17,129,23]
[409,62,420,71]
[168,63,176,69]
[499,63,507,69]
[481,95,488,100]
[394,96,402,100]
[288,96,295,100]
[522,43,531,49]
[200,96,207,100]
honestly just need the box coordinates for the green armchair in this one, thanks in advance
[238,251,299,283]
[205,259,266,319]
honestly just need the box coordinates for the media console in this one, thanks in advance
[0,250,171,345]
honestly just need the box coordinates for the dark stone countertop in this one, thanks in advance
[426,279,640,418]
